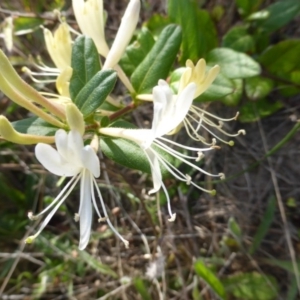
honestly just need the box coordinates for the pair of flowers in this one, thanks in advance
[27,62,235,250]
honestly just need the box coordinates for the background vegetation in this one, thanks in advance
[0,0,300,299]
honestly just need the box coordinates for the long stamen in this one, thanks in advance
[153,140,222,178]
[22,67,57,84]
[183,119,214,145]
[89,172,103,220]
[155,150,216,194]
[92,177,129,248]
[144,149,176,222]
[28,174,81,220]
[191,105,239,122]
[158,136,214,152]
[25,174,82,243]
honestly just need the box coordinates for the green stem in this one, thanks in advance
[109,102,136,122]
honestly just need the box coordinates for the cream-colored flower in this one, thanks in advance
[178,59,220,99]
[44,22,72,71]
[137,58,245,146]
[72,0,109,57]
[22,22,73,101]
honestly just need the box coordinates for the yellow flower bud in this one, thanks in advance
[66,103,85,135]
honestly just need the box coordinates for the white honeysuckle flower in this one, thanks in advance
[25,129,129,250]
[72,0,109,57]
[103,0,141,69]
[100,80,223,221]
[137,59,245,146]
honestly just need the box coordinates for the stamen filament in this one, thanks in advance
[92,177,129,248]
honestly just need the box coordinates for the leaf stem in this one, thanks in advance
[109,102,136,122]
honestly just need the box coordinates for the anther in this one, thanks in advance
[219,173,226,180]
[168,213,176,222]
[185,174,192,185]
[74,213,79,222]
[196,151,204,162]
[98,217,108,222]
[28,211,38,220]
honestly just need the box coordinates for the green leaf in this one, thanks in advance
[259,40,300,82]
[239,99,283,123]
[222,26,255,53]
[100,136,151,174]
[222,78,243,106]
[235,0,263,16]
[207,48,261,79]
[250,0,300,33]
[133,278,152,300]
[74,69,117,116]
[168,0,217,61]
[199,73,234,101]
[249,195,276,255]
[78,251,117,278]
[11,117,57,136]
[169,67,186,93]
[69,36,101,101]
[194,260,226,299]
[223,272,278,300]
[245,76,274,100]
[119,27,155,77]
[100,121,175,176]
[228,216,242,242]
[131,24,182,94]
[145,13,171,36]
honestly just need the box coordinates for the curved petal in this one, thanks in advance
[81,146,100,178]
[145,148,161,194]
[72,0,109,57]
[171,82,196,130]
[66,130,85,167]
[78,171,93,250]
[55,129,69,160]
[35,143,81,176]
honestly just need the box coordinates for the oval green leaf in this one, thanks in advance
[74,69,117,116]
[69,36,101,101]
[207,48,261,79]
[131,24,182,94]
[11,117,58,136]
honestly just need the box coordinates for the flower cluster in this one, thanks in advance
[0,0,244,250]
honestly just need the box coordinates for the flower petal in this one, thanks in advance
[66,130,85,167]
[145,148,161,194]
[72,0,109,57]
[172,82,196,130]
[81,145,100,178]
[55,129,69,160]
[35,143,81,176]
[78,170,93,250]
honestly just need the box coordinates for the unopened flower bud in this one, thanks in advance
[66,103,85,135]
[103,0,140,69]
